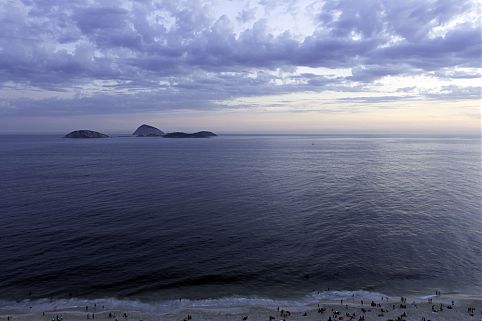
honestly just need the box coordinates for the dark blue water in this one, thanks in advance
[0,135,481,303]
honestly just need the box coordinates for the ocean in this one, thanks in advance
[0,134,480,309]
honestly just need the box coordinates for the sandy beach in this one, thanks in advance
[1,294,481,321]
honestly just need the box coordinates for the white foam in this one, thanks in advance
[6,290,479,314]
[0,290,392,314]
[307,290,385,301]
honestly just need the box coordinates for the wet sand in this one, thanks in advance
[1,294,481,321]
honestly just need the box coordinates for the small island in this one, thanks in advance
[65,127,217,139]
[64,130,109,138]
[163,131,217,138]
[133,124,165,137]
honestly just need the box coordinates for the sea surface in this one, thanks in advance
[0,134,481,308]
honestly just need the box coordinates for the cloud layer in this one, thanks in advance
[0,0,480,117]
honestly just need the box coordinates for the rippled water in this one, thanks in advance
[0,135,480,302]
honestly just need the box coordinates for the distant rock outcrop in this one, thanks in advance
[64,130,109,138]
[163,131,217,138]
[133,124,165,137]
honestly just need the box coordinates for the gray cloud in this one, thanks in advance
[0,0,480,116]
[423,85,481,100]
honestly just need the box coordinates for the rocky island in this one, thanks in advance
[132,124,217,138]
[133,124,165,136]
[64,130,109,138]
[163,131,217,138]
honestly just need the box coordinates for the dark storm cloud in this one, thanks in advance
[0,0,480,115]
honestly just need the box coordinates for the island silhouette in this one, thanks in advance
[65,124,217,138]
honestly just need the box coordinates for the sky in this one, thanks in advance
[0,0,480,134]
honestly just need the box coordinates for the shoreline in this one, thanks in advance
[1,292,481,321]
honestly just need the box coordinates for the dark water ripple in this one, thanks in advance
[0,135,480,301]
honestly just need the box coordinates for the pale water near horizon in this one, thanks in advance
[0,135,480,307]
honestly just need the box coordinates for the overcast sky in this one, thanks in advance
[0,0,480,134]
